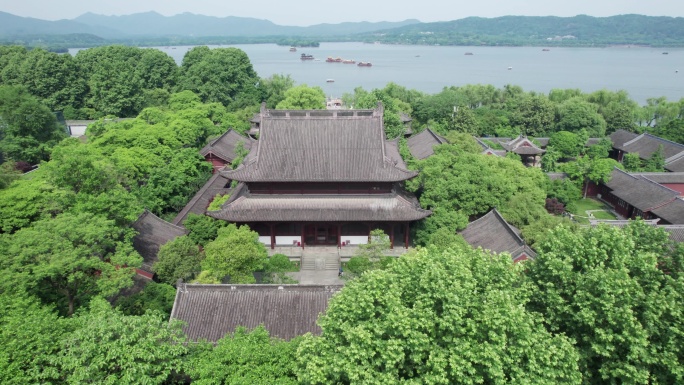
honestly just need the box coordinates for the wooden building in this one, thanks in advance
[199,129,255,172]
[406,128,448,160]
[610,129,684,172]
[132,210,188,278]
[208,103,431,249]
[594,168,684,224]
[459,209,536,263]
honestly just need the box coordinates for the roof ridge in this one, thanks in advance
[138,209,187,232]
[491,208,525,246]
[638,175,680,195]
[642,132,684,149]
[622,132,645,147]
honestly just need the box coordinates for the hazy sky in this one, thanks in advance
[1,0,682,26]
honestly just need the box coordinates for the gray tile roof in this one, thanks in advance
[501,136,545,155]
[610,129,684,171]
[170,284,342,341]
[384,138,408,170]
[459,209,536,260]
[650,198,684,224]
[632,172,684,184]
[208,183,431,222]
[199,129,255,163]
[222,105,417,182]
[406,128,448,160]
[172,173,231,225]
[609,129,640,149]
[132,210,188,273]
[605,168,679,212]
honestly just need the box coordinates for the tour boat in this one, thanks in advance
[326,57,343,63]
[542,48,550,51]
[464,52,473,55]
[300,53,314,60]
[326,79,335,83]
[357,62,372,67]
[342,59,356,64]
[289,47,297,52]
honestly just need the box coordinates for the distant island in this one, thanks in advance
[0,11,683,51]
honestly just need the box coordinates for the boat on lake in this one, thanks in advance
[542,48,550,51]
[289,47,297,52]
[300,53,314,60]
[326,57,343,63]
[342,59,356,64]
[326,79,335,83]
[508,66,513,70]
[357,62,372,67]
[464,52,473,55]
[663,52,669,55]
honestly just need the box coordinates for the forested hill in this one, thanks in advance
[361,14,684,47]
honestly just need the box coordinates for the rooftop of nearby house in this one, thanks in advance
[459,208,536,260]
[406,128,448,160]
[170,284,342,341]
[199,129,255,163]
[132,210,188,273]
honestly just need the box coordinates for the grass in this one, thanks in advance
[568,198,617,224]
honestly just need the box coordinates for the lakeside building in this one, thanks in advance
[209,103,430,249]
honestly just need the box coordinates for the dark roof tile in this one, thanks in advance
[170,284,342,341]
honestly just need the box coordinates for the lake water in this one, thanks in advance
[73,42,684,105]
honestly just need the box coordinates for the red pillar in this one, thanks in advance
[404,222,409,249]
[269,224,275,250]
[337,224,341,248]
[389,223,395,249]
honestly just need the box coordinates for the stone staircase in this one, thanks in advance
[301,247,340,271]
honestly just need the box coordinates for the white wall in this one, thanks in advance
[258,236,270,245]
[342,236,369,245]
[68,125,87,137]
[276,236,301,246]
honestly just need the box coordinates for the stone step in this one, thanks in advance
[301,255,339,271]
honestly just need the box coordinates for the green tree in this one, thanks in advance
[297,247,581,384]
[153,235,203,285]
[178,47,260,109]
[0,294,67,384]
[275,84,325,109]
[115,282,177,317]
[555,97,607,137]
[5,212,141,315]
[548,130,583,159]
[510,93,555,136]
[188,326,300,385]
[258,73,295,108]
[183,213,227,247]
[55,297,188,384]
[622,152,643,171]
[201,224,268,283]
[0,85,65,164]
[527,222,684,384]
[644,144,665,172]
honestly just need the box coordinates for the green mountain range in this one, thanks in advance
[1,12,683,48]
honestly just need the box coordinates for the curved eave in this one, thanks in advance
[207,194,431,222]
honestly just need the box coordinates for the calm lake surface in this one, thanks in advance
[73,42,684,105]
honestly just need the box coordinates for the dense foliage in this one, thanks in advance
[1,42,684,383]
[298,246,582,384]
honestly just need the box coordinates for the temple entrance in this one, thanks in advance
[304,224,338,246]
